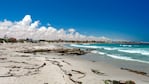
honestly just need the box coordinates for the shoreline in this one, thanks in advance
[80,53,149,74]
[69,43,149,73]
[0,42,149,84]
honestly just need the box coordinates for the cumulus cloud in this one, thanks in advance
[68,28,75,34]
[0,15,110,41]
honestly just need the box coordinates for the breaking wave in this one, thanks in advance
[70,44,149,64]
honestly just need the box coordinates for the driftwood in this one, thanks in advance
[91,69,105,76]
[71,70,86,79]
[104,80,135,84]
[121,67,149,77]
[62,60,71,65]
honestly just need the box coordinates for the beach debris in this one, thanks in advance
[0,70,14,77]
[71,70,86,79]
[104,80,111,84]
[46,59,83,84]
[51,60,63,67]
[90,60,96,62]
[0,61,46,77]
[104,80,136,84]
[62,60,71,65]
[24,62,46,70]
[0,60,31,65]
[37,62,46,69]
[5,65,21,68]
[120,67,149,77]
[44,83,48,84]
[8,60,29,64]
[67,73,82,84]
[91,69,105,76]
[0,57,7,60]
[20,55,30,57]
[19,48,87,55]
[125,80,136,84]
[51,57,63,59]
[92,61,96,62]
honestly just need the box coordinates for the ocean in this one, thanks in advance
[69,43,149,73]
[70,43,149,64]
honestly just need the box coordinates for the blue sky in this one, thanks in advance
[0,0,149,41]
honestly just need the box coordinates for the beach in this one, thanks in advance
[0,42,149,84]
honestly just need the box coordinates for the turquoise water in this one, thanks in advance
[70,43,149,64]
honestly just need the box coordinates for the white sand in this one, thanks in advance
[0,43,149,84]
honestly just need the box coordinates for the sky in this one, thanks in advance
[0,0,149,41]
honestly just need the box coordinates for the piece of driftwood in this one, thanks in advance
[91,69,105,75]
[121,67,149,77]
[104,80,136,84]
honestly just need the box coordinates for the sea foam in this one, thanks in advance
[118,49,149,56]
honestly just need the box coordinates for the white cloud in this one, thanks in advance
[68,28,75,34]
[21,15,32,26]
[0,15,110,41]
